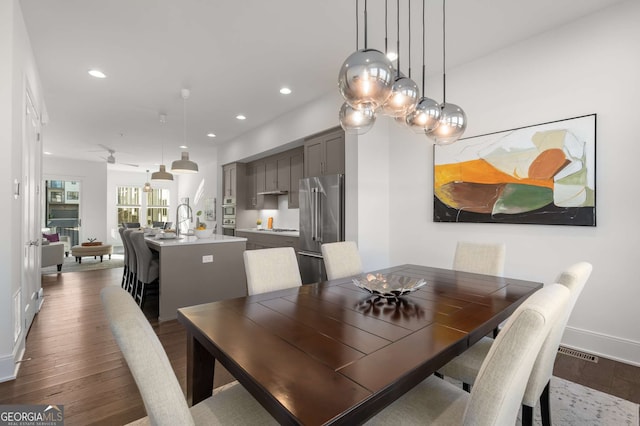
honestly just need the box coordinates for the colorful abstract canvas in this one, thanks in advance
[434,114,596,226]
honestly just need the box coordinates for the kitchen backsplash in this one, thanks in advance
[236,194,299,230]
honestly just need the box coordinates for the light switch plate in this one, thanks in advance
[202,255,213,263]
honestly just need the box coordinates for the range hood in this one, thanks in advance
[257,190,288,195]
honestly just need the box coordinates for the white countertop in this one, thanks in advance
[235,228,300,238]
[146,233,247,247]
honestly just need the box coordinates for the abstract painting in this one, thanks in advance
[434,114,596,226]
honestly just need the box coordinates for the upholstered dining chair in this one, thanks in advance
[243,247,302,296]
[100,287,277,426]
[437,261,593,426]
[130,230,159,309]
[118,227,129,289]
[366,283,571,426]
[321,241,363,280]
[122,229,138,295]
[453,241,506,276]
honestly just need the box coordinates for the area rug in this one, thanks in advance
[41,253,124,274]
[214,376,638,424]
[523,376,639,426]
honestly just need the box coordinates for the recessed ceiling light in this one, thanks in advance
[207,133,216,138]
[280,87,292,95]
[43,151,52,155]
[236,115,246,120]
[88,69,106,78]
[386,52,398,62]
[179,145,188,149]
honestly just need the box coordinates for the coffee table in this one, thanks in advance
[71,244,113,263]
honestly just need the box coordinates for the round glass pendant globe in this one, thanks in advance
[428,103,467,145]
[379,77,420,118]
[339,102,376,135]
[406,97,441,133]
[338,49,394,110]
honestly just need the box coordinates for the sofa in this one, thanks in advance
[41,241,64,271]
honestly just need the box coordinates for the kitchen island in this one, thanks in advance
[146,234,247,321]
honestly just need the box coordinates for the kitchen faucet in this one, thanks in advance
[176,202,193,237]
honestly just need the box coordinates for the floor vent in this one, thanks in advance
[558,346,599,363]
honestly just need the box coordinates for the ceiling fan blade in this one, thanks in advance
[98,143,115,153]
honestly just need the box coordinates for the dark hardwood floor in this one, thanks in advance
[0,267,637,425]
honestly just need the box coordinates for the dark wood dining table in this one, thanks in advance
[177,264,542,425]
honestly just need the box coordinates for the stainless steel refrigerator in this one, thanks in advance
[298,174,344,284]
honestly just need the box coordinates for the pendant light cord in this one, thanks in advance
[396,0,400,78]
[364,0,368,49]
[442,0,447,104]
[384,0,388,55]
[407,0,411,79]
[183,94,187,147]
[421,0,426,94]
[355,0,359,50]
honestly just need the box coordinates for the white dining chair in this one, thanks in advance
[366,283,571,426]
[453,241,506,276]
[321,241,363,280]
[101,286,277,426]
[437,261,593,426]
[243,247,302,296]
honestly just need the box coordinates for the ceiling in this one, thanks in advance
[20,0,625,172]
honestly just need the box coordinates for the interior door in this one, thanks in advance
[22,90,43,332]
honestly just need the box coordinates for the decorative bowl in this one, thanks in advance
[194,228,214,239]
[353,273,427,299]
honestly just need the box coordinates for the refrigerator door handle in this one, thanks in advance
[312,188,319,241]
[298,250,324,259]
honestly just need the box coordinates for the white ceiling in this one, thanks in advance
[20,0,625,172]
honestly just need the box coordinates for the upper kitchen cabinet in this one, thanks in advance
[222,162,246,206]
[304,127,345,177]
[288,148,303,209]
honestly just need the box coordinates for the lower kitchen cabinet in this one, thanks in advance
[236,231,299,251]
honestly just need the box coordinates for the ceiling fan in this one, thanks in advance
[98,144,138,167]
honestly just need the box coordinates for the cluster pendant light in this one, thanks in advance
[151,114,174,182]
[337,0,466,144]
[171,89,199,174]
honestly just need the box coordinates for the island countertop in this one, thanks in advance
[146,233,247,247]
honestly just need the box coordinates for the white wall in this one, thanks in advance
[216,1,640,365]
[44,158,108,246]
[0,0,47,381]
[175,157,218,231]
[386,1,640,365]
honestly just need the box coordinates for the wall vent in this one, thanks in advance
[558,346,599,363]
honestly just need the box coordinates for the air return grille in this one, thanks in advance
[558,346,599,363]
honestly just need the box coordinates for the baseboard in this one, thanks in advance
[0,342,25,383]
[563,326,640,367]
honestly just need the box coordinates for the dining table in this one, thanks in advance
[177,264,542,425]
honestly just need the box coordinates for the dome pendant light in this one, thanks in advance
[407,0,441,133]
[171,89,199,174]
[143,170,152,192]
[151,114,174,182]
[428,0,467,145]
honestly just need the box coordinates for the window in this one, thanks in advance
[145,189,170,224]
[116,186,170,226]
[117,187,141,225]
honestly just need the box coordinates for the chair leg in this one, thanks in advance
[540,380,551,426]
[462,382,471,393]
[522,404,533,426]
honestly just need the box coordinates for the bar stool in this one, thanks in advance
[130,230,159,309]
[118,227,128,289]
[122,228,138,295]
